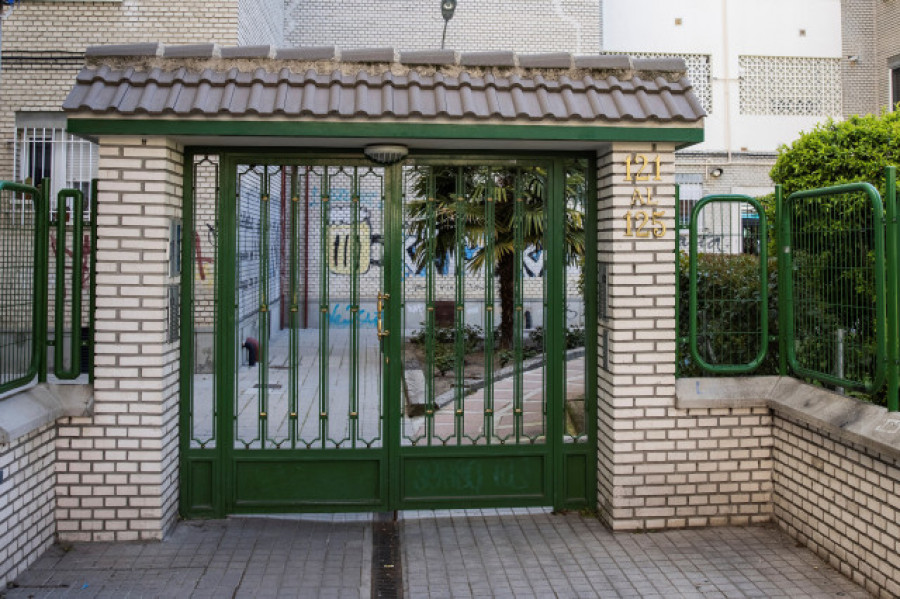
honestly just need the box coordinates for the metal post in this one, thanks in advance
[884,166,898,411]
[775,184,788,377]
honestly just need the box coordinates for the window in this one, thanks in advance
[892,67,900,110]
[13,113,98,222]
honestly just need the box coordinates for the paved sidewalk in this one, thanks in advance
[5,510,870,599]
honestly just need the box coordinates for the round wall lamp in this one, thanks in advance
[364,144,409,165]
[709,167,724,178]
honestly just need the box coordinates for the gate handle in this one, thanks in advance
[377,292,390,339]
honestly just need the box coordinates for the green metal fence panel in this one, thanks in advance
[53,188,84,380]
[688,195,768,374]
[0,181,47,394]
[782,182,886,393]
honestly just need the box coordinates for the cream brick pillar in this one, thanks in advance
[56,137,182,541]
[596,142,772,530]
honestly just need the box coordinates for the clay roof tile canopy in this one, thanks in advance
[64,44,707,125]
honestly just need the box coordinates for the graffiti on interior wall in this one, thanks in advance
[49,232,91,290]
[402,236,546,279]
[327,206,383,275]
[194,231,215,282]
[327,303,379,328]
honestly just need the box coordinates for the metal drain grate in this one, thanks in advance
[371,512,402,599]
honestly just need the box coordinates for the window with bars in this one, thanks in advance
[738,56,842,117]
[13,115,98,221]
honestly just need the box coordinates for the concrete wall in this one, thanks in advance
[602,0,843,154]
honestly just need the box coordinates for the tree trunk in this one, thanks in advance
[498,251,515,349]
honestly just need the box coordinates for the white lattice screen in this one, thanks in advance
[738,56,842,117]
[603,52,712,114]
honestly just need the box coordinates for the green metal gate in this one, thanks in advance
[180,153,596,516]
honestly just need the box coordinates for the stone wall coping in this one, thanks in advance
[677,376,900,460]
[0,384,93,444]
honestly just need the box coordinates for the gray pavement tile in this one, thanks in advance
[5,511,876,599]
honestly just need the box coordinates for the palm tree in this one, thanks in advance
[405,162,585,349]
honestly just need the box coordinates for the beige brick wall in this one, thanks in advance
[55,137,183,541]
[773,414,900,599]
[0,425,56,588]
[841,0,879,117]
[876,0,900,110]
[0,0,241,181]
[596,142,773,529]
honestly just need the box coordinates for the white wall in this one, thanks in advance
[602,0,842,153]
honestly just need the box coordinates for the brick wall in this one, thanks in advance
[284,0,601,54]
[55,137,183,541]
[773,414,900,599]
[0,0,241,180]
[841,0,879,117]
[0,425,56,588]
[596,143,773,529]
[876,0,900,110]
[238,0,284,46]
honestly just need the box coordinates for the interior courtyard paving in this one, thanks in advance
[5,509,871,598]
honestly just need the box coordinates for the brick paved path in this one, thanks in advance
[5,509,870,598]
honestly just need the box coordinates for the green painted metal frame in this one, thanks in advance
[178,149,598,517]
[781,182,887,393]
[54,189,84,379]
[67,118,703,148]
[0,181,48,395]
[688,195,768,374]
[884,167,899,412]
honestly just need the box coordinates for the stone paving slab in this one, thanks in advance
[4,510,871,599]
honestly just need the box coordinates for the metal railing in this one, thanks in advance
[678,167,900,411]
[0,180,94,396]
[0,181,48,394]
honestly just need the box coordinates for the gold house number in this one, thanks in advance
[622,154,666,239]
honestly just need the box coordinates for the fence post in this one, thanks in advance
[775,184,788,377]
[885,166,898,412]
[675,184,680,378]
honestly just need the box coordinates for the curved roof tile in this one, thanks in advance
[63,44,706,124]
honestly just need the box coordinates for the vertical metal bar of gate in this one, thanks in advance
[424,172,436,443]
[350,168,360,447]
[318,169,330,448]
[453,168,466,444]
[258,169,270,448]
[289,167,300,448]
[483,171,495,444]
[513,170,525,443]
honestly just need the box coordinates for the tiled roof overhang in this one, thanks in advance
[63,44,705,146]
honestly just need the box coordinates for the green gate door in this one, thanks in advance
[180,154,595,516]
